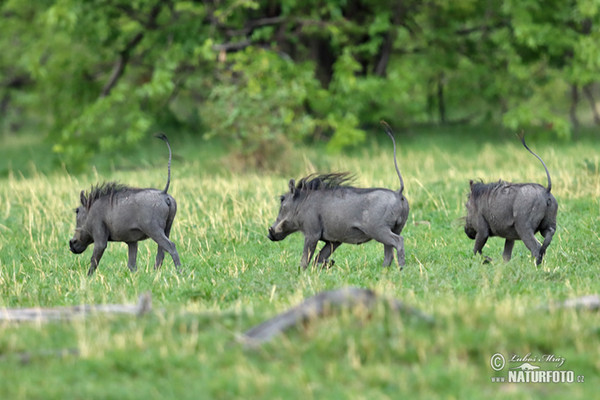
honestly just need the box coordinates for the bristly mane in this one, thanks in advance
[469,180,505,200]
[295,173,354,191]
[82,182,130,209]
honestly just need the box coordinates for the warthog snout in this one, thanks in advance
[69,238,87,254]
[267,226,285,241]
[464,226,476,240]
[267,227,276,241]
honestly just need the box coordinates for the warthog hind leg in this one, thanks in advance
[316,241,341,268]
[537,226,556,265]
[149,230,181,270]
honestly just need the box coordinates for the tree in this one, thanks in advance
[2,0,600,169]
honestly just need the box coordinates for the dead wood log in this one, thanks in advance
[544,295,600,312]
[239,287,434,347]
[0,292,152,323]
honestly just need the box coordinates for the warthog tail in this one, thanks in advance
[380,121,405,194]
[155,133,172,193]
[519,132,552,193]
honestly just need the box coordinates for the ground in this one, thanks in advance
[0,126,598,399]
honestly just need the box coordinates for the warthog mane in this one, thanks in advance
[295,172,355,192]
[82,182,132,210]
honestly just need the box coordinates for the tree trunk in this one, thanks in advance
[569,84,579,130]
[437,72,446,124]
[373,3,406,77]
[582,83,600,125]
[310,37,336,88]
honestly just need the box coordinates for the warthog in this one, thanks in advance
[464,134,558,265]
[69,134,181,276]
[268,121,409,269]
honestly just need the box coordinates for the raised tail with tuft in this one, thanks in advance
[518,132,552,193]
[155,133,172,193]
[380,121,405,194]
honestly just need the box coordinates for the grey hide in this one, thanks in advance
[69,134,181,275]
[464,135,558,265]
[268,121,409,270]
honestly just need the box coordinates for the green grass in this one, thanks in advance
[1,127,599,399]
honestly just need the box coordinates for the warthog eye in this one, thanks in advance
[280,195,285,203]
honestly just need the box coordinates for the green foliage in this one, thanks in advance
[2,0,600,168]
[200,48,318,168]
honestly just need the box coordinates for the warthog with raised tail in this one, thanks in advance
[464,134,558,265]
[268,121,409,269]
[69,134,181,276]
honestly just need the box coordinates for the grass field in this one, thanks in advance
[0,126,599,399]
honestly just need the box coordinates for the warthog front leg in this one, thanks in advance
[473,216,490,261]
[301,235,319,270]
[88,241,107,276]
[127,242,138,272]
[502,239,515,262]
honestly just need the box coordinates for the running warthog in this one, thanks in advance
[268,121,409,269]
[69,134,181,276]
[464,134,558,265]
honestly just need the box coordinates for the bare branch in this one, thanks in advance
[211,39,252,53]
[100,2,165,97]
[0,293,152,322]
[100,32,144,97]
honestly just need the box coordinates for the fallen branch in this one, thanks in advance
[239,287,434,347]
[0,348,80,365]
[0,292,152,323]
[545,295,600,312]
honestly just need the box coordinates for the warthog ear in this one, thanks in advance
[80,190,86,206]
[288,179,296,194]
[469,179,474,189]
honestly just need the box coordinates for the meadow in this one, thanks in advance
[0,126,599,399]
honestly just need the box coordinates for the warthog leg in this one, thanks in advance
[473,216,490,261]
[88,240,107,276]
[515,225,543,265]
[502,239,515,262]
[149,230,181,270]
[368,230,404,269]
[396,235,405,267]
[127,242,138,272]
[383,235,405,268]
[316,241,341,267]
[301,235,319,269]
[537,226,556,265]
